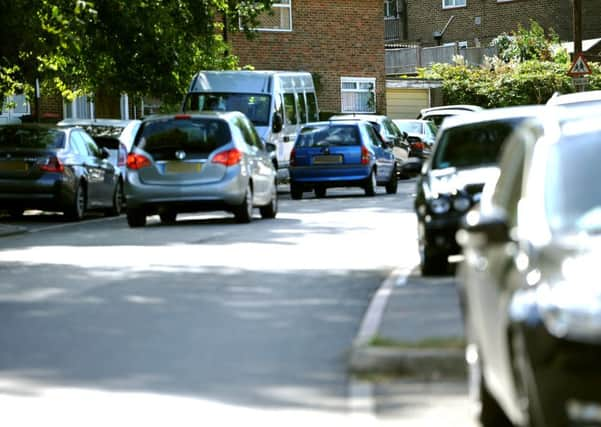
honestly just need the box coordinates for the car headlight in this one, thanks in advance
[452,196,471,212]
[429,197,450,214]
[537,255,601,342]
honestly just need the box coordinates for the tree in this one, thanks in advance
[0,0,274,106]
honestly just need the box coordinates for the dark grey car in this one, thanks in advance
[0,124,122,220]
[124,112,278,227]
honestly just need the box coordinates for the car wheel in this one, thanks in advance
[290,182,303,200]
[314,186,327,198]
[7,208,24,218]
[126,208,146,228]
[260,183,278,219]
[105,180,124,217]
[385,168,398,194]
[421,245,448,276]
[364,169,377,196]
[234,186,253,223]
[159,210,177,225]
[65,181,86,221]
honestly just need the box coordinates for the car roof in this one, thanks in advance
[304,120,362,127]
[437,105,547,131]
[141,111,243,123]
[546,90,601,106]
[57,118,141,127]
[329,114,388,123]
[419,104,484,115]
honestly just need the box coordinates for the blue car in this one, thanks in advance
[288,120,397,199]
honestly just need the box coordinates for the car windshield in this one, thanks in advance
[395,121,423,134]
[432,118,522,169]
[184,93,271,127]
[296,125,360,147]
[136,118,231,160]
[0,126,65,149]
[545,129,601,234]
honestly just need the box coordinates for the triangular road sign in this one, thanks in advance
[568,53,592,76]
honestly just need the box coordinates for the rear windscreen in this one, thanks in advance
[0,126,65,149]
[136,118,231,160]
[81,125,124,139]
[432,118,522,169]
[296,125,360,148]
[92,136,120,150]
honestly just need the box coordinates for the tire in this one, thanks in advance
[234,186,253,223]
[385,168,398,194]
[159,210,177,225]
[364,169,377,196]
[421,245,448,276]
[260,184,278,219]
[7,208,24,218]
[126,208,146,228]
[290,182,303,200]
[65,181,86,221]
[314,186,327,198]
[105,180,124,217]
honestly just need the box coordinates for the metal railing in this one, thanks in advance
[385,17,402,44]
[385,43,498,75]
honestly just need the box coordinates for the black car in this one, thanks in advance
[415,106,544,275]
[0,124,122,220]
[457,103,601,427]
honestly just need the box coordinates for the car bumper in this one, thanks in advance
[0,175,73,211]
[124,171,248,213]
[289,166,370,185]
[418,214,463,257]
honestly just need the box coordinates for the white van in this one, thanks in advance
[183,70,319,179]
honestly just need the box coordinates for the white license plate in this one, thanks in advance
[0,161,28,172]
[312,155,343,165]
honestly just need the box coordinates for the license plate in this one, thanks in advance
[312,155,343,165]
[0,161,28,172]
[165,162,202,174]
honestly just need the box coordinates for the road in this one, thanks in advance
[0,180,475,426]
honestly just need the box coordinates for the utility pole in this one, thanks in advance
[572,0,582,57]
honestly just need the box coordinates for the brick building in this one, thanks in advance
[402,0,600,48]
[230,0,386,115]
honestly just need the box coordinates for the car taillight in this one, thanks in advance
[212,148,242,166]
[174,114,191,120]
[127,153,151,170]
[361,145,371,165]
[118,143,127,167]
[289,148,296,167]
[413,140,425,151]
[40,156,64,173]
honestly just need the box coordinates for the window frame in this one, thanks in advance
[442,0,466,9]
[256,0,292,32]
[340,77,376,114]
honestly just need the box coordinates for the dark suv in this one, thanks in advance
[415,106,544,275]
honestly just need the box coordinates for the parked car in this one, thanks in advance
[57,118,142,177]
[124,111,277,227]
[415,106,544,275]
[417,104,484,127]
[288,120,398,199]
[457,102,601,427]
[392,118,437,158]
[546,89,601,107]
[328,114,412,178]
[0,123,123,220]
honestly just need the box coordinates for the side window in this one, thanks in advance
[363,124,382,147]
[80,131,102,157]
[282,93,297,125]
[69,131,87,156]
[306,92,319,122]
[235,117,262,149]
[298,93,307,124]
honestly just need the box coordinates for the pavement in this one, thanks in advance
[349,264,467,379]
[0,222,27,237]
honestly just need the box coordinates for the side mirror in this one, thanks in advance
[265,142,277,153]
[402,131,409,140]
[272,112,283,133]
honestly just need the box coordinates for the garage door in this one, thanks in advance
[386,88,429,119]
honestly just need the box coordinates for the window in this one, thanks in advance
[384,0,398,18]
[282,93,297,125]
[256,0,292,32]
[341,77,376,113]
[443,0,466,8]
[2,94,30,117]
[298,94,307,124]
[306,93,319,122]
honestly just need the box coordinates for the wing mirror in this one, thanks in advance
[272,112,283,133]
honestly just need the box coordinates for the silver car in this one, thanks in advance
[124,112,278,227]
